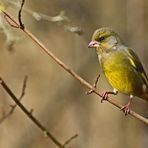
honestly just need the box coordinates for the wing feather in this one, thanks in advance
[125,48,148,87]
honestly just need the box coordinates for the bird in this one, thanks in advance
[88,27,148,115]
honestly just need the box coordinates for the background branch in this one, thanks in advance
[0,77,78,148]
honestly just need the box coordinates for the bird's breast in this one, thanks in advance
[99,52,143,96]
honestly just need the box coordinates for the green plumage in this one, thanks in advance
[89,27,148,101]
[100,46,146,98]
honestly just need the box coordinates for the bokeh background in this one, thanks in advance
[0,0,148,148]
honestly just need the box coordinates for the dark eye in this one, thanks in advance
[99,36,105,41]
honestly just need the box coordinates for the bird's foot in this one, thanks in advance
[121,95,133,115]
[121,104,130,115]
[101,90,117,103]
[101,92,109,102]
[86,74,100,95]
[101,89,118,103]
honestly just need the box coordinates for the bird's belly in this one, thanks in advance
[103,67,143,95]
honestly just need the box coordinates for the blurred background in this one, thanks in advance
[0,0,148,147]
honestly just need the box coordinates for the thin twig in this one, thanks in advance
[0,75,28,124]
[19,75,28,99]
[1,10,148,125]
[18,0,25,29]
[63,134,78,147]
[86,74,100,95]
[0,77,65,148]
[3,14,19,28]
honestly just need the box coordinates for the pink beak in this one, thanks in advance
[88,40,100,48]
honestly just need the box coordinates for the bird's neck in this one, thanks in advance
[96,43,120,55]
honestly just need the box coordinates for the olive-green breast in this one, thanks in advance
[99,50,143,96]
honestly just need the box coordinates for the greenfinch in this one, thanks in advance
[88,27,148,114]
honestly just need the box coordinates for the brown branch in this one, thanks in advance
[0,75,28,124]
[0,77,78,147]
[0,77,65,148]
[1,10,148,125]
[86,74,100,95]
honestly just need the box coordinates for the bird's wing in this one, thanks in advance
[125,47,148,87]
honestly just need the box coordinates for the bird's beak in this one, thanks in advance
[88,41,100,48]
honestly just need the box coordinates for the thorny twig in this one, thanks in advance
[1,7,148,125]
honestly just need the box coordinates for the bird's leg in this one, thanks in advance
[101,88,118,103]
[121,94,133,115]
[86,74,100,95]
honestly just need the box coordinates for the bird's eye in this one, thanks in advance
[99,36,105,41]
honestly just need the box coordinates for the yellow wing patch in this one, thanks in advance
[128,57,136,68]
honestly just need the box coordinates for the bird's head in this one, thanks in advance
[88,27,122,53]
